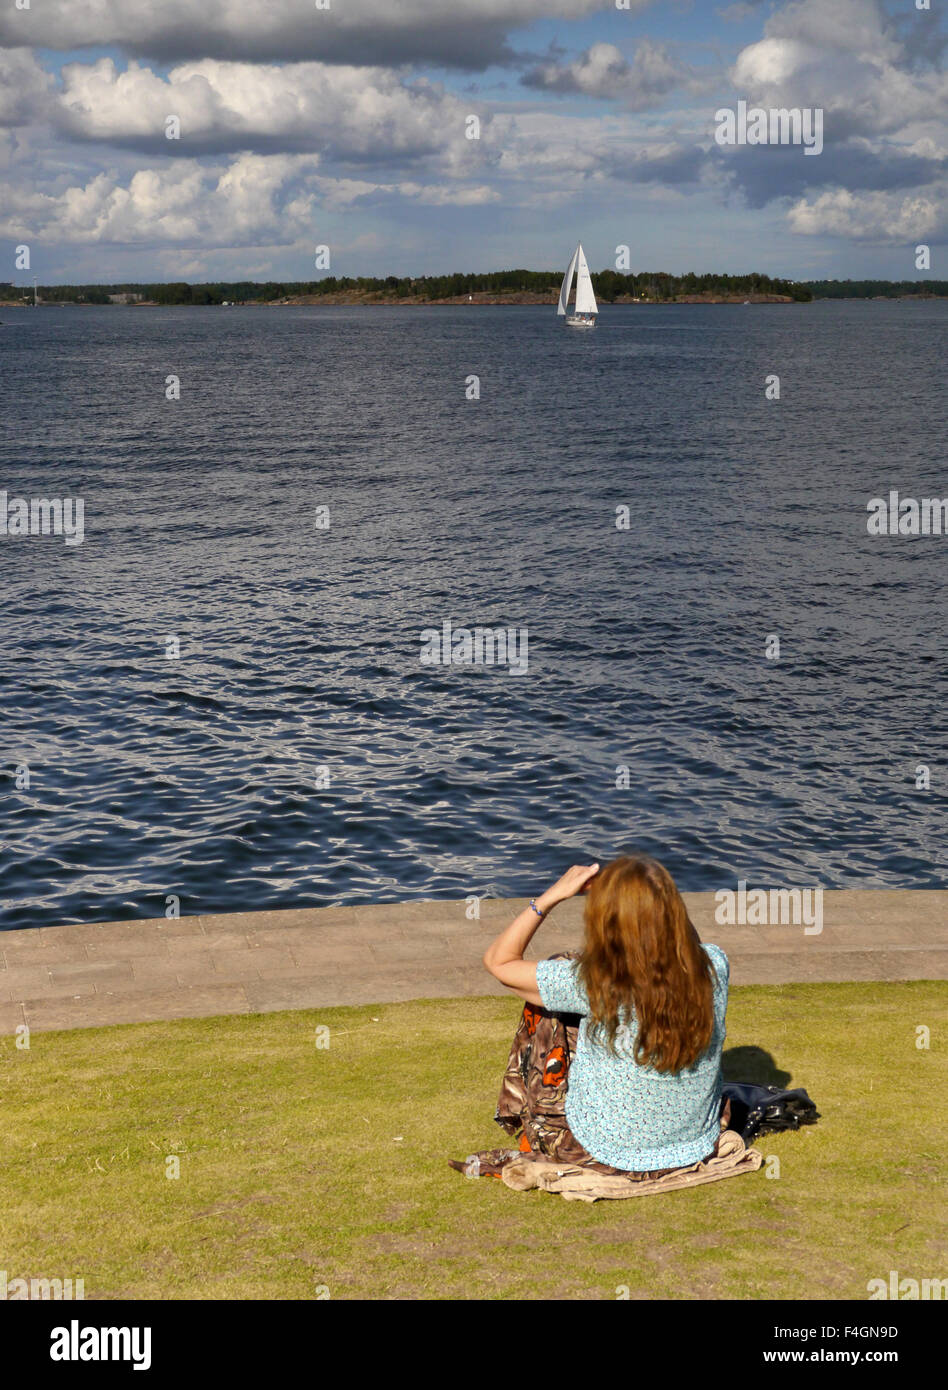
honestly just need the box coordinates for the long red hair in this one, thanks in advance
[576,855,716,1072]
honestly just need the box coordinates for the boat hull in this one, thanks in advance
[565,315,596,329]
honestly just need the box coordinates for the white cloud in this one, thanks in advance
[55,57,483,164]
[1,0,938,271]
[732,37,811,89]
[395,181,498,205]
[0,154,322,246]
[787,188,940,240]
[765,0,900,62]
[0,47,53,126]
[0,0,615,67]
[0,150,500,249]
[525,39,694,108]
[730,0,948,137]
[719,0,948,232]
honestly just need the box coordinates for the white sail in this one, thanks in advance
[573,244,598,315]
[557,246,579,316]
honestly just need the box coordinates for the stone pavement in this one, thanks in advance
[0,890,944,1034]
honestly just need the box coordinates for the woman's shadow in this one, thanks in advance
[722,1045,791,1088]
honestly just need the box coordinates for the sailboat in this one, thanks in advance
[557,243,598,329]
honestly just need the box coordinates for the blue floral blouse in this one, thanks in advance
[535,944,729,1171]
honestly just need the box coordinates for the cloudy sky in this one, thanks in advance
[1,0,945,284]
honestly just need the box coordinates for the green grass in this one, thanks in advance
[2,981,945,1300]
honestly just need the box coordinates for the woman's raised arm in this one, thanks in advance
[482,863,599,1004]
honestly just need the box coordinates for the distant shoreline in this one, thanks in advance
[0,295,796,307]
[4,273,946,308]
[239,290,802,306]
[3,291,946,309]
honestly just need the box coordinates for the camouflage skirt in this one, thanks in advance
[475,963,726,1179]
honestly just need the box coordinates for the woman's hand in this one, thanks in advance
[484,861,600,1003]
[538,863,600,911]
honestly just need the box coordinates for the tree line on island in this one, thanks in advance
[3,272,946,305]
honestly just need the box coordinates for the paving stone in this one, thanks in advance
[730,949,948,986]
[368,935,455,964]
[168,931,252,953]
[869,950,948,981]
[22,984,251,1032]
[83,936,174,961]
[0,928,58,950]
[128,957,209,985]
[0,1000,26,1031]
[48,962,136,986]
[17,923,105,948]
[279,937,374,969]
[352,900,463,928]
[243,967,478,1014]
[36,968,136,999]
[2,941,91,967]
[243,925,355,954]
[195,907,359,935]
[242,975,364,1013]
[208,947,298,982]
[0,965,52,999]
[1,893,943,1034]
[70,921,180,947]
[312,922,412,946]
[132,918,207,938]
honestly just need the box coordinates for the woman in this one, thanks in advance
[454,855,730,1180]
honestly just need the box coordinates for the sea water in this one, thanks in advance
[0,300,944,928]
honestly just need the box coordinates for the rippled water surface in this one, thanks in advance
[1,301,945,929]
